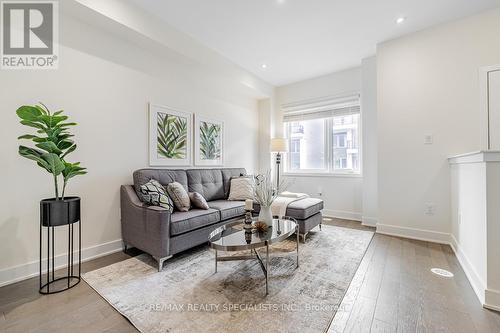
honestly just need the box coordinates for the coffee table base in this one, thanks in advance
[214,227,299,296]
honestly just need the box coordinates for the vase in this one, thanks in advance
[258,205,273,227]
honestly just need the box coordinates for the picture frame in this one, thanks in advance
[149,103,192,166]
[194,115,224,166]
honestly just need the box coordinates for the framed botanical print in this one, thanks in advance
[194,115,224,166]
[149,103,192,166]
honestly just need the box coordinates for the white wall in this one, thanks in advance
[0,3,269,285]
[450,161,487,301]
[361,57,378,226]
[275,68,364,220]
[377,8,500,240]
[449,152,500,310]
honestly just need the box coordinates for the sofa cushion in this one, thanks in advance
[133,169,188,197]
[227,177,254,201]
[286,198,324,219]
[221,168,247,198]
[138,179,174,212]
[208,200,245,220]
[187,169,225,201]
[170,208,220,236]
[166,182,191,212]
[189,192,209,210]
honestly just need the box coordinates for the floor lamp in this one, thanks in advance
[270,138,288,190]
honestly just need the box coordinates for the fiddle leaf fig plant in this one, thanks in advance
[16,103,87,200]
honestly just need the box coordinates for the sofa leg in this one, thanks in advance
[153,255,172,272]
[123,242,128,253]
[300,233,308,243]
[319,223,322,231]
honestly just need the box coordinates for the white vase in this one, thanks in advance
[258,206,273,227]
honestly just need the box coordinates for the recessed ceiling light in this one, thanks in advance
[431,268,454,278]
[396,17,406,24]
[277,0,286,4]
[261,64,268,69]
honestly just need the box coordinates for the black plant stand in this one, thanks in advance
[39,197,81,294]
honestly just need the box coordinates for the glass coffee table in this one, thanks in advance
[208,218,299,295]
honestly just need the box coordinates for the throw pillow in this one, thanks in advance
[228,176,254,201]
[139,179,174,213]
[189,192,209,210]
[166,182,190,212]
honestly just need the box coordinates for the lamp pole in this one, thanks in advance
[276,151,281,189]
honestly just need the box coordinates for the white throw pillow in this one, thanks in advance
[228,177,254,201]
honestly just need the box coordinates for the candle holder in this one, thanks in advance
[244,209,253,230]
[244,229,253,244]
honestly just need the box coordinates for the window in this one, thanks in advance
[282,95,361,175]
[332,114,360,173]
[285,119,326,172]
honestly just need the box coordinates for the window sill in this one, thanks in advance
[283,172,362,178]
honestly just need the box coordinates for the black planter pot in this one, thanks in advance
[39,196,81,294]
[40,196,80,227]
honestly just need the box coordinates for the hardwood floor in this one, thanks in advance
[327,231,500,332]
[1,219,499,333]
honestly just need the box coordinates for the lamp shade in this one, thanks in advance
[270,138,288,152]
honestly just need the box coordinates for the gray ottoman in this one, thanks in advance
[254,198,324,241]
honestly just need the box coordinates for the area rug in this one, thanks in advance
[83,225,373,333]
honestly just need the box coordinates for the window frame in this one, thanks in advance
[283,114,362,177]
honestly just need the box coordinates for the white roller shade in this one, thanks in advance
[282,94,360,122]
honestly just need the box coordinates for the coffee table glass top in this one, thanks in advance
[209,218,297,251]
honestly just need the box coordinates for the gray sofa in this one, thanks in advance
[120,168,247,271]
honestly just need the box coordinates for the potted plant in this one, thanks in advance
[254,170,287,227]
[16,103,86,227]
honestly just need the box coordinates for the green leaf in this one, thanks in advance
[20,120,46,130]
[41,153,65,175]
[16,106,42,121]
[59,122,77,127]
[62,161,87,182]
[35,141,62,154]
[18,146,50,172]
[61,144,77,158]
[18,134,39,140]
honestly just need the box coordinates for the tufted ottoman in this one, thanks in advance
[254,197,324,242]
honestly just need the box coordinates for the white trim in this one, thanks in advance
[322,209,362,221]
[283,172,362,178]
[479,65,500,149]
[449,234,486,305]
[0,239,123,287]
[485,289,500,311]
[376,223,451,244]
[281,92,360,112]
[361,216,378,227]
[448,150,500,164]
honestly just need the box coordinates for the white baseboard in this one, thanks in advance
[485,289,500,311]
[0,239,123,287]
[361,216,378,227]
[376,223,451,244]
[449,234,486,305]
[322,209,362,222]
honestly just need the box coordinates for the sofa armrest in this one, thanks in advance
[120,185,171,258]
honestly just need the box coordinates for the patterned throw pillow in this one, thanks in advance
[166,182,191,212]
[139,179,174,213]
[228,176,254,201]
[189,192,209,210]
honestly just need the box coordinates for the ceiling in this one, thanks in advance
[129,0,500,86]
